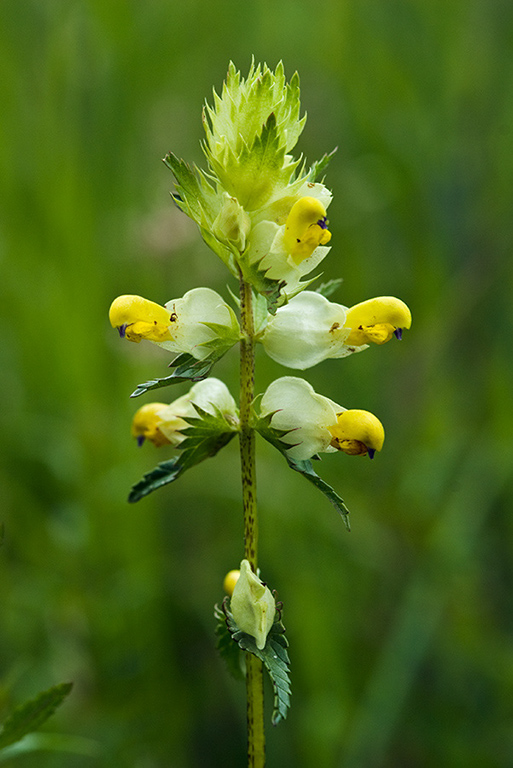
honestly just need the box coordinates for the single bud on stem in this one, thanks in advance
[230,560,276,650]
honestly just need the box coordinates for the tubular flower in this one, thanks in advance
[328,410,385,459]
[260,291,350,369]
[109,295,173,343]
[258,376,384,461]
[246,186,333,296]
[109,287,240,360]
[260,292,412,369]
[230,560,276,650]
[344,296,412,346]
[282,196,332,264]
[131,403,171,447]
[131,378,238,448]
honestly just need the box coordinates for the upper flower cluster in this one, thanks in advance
[164,62,335,308]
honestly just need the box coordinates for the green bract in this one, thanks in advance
[165,61,335,309]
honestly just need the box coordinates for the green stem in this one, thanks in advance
[239,274,265,768]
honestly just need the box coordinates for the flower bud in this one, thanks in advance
[230,560,275,650]
[223,569,240,596]
[212,193,251,252]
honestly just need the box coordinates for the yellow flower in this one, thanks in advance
[344,297,411,346]
[131,379,239,449]
[282,196,332,263]
[259,377,385,460]
[109,288,240,360]
[328,409,385,459]
[109,295,173,343]
[130,403,172,448]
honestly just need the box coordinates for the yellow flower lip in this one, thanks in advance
[344,296,411,347]
[109,295,173,343]
[283,196,332,263]
[131,402,171,447]
[328,409,385,458]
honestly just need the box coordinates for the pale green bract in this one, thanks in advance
[165,61,335,308]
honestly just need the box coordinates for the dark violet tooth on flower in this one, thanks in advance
[136,435,145,447]
[118,323,128,338]
[367,448,375,459]
[394,328,403,340]
[317,216,328,229]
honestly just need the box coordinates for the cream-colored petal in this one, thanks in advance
[260,376,340,460]
[262,291,349,369]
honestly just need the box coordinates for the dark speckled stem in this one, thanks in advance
[239,274,265,768]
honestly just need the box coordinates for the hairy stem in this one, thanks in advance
[239,274,265,768]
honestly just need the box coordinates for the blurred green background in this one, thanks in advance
[1,1,512,766]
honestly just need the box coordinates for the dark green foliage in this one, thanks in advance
[129,405,238,502]
[256,418,351,530]
[214,603,245,682]
[0,683,72,751]
[219,597,291,726]
[131,352,220,397]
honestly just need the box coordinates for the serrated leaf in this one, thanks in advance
[214,604,245,681]
[221,597,291,725]
[131,344,234,399]
[238,255,286,315]
[256,421,351,530]
[285,456,351,531]
[0,683,73,751]
[307,147,337,182]
[128,407,238,502]
[315,278,344,299]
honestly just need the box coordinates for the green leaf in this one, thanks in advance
[214,604,245,681]
[256,419,351,531]
[238,254,286,315]
[285,455,351,531]
[315,277,344,299]
[128,406,238,502]
[221,597,291,725]
[307,147,337,182]
[0,683,73,751]
[130,336,237,398]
